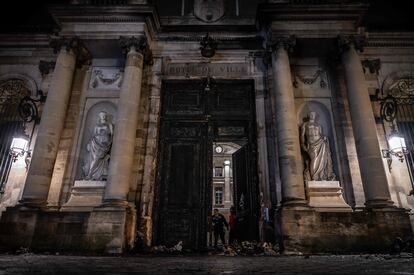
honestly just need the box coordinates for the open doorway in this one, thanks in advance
[154,79,259,250]
[208,142,239,247]
[209,141,258,248]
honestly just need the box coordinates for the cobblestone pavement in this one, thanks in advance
[0,254,413,274]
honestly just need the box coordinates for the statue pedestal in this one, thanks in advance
[61,180,106,212]
[306,181,352,212]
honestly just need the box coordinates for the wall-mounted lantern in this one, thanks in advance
[382,128,408,163]
[9,91,45,168]
[9,128,29,163]
[380,95,409,168]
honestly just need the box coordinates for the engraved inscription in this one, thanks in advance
[165,63,248,77]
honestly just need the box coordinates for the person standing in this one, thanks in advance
[207,215,213,247]
[212,208,228,247]
[228,206,237,245]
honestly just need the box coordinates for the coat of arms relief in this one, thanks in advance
[194,0,225,23]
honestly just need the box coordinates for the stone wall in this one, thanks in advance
[281,209,413,253]
[0,207,135,253]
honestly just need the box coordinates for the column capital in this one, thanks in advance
[119,36,152,64]
[337,34,366,54]
[269,35,296,53]
[49,36,92,66]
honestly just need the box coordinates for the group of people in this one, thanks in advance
[208,207,237,248]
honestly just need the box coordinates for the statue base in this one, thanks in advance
[61,180,106,212]
[306,181,352,212]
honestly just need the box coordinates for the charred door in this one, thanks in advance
[232,144,256,241]
[154,79,258,249]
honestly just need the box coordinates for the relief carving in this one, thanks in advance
[293,69,326,88]
[89,68,123,90]
[194,0,225,23]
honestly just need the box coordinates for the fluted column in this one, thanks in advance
[224,161,231,206]
[103,36,148,206]
[20,37,89,207]
[339,35,393,208]
[270,36,307,206]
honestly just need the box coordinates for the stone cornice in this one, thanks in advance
[157,33,261,42]
[48,5,160,37]
[365,32,414,48]
[258,1,368,25]
[0,34,51,48]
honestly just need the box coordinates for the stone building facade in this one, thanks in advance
[0,0,413,253]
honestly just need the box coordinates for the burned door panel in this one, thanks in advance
[209,81,254,119]
[162,81,206,118]
[232,144,257,241]
[157,121,207,249]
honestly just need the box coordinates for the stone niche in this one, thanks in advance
[297,100,351,212]
[62,101,117,211]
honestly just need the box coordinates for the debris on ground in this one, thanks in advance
[148,241,280,256]
[151,241,184,254]
[15,247,33,255]
[218,241,279,256]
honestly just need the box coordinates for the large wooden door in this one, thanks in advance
[232,144,257,241]
[154,79,258,249]
[156,121,209,249]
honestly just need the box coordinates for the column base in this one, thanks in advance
[18,198,47,209]
[282,198,308,209]
[100,199,130,209]
[365,199,396,209]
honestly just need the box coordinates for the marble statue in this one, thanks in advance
[300,111,336,181]
[82,111,114,180]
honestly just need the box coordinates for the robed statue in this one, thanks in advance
[82,111,114,180]
[300,111,336,181]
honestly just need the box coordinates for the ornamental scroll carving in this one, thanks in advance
[89,67,123,90]
[389,78,414,100]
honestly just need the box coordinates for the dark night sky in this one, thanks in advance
[0,0,412,33]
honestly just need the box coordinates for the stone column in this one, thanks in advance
[224,161,231,206]
[339,35,393,208]
[20,37,88,207]
[270,36,307,206]
[103,36,148,206]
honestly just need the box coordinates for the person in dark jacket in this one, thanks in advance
[211,208,228,247]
